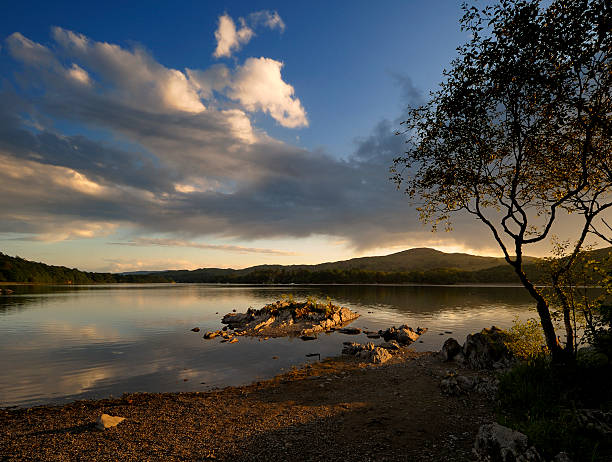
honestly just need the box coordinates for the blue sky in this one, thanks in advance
[0,1,508,272]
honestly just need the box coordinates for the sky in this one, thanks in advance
[0,1,588,272]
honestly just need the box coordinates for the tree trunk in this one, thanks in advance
[514,266,565,362]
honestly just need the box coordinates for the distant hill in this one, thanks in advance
[156,247,541,282]
[0,253,170,284]
[1,247,609,285]
[308,247,540,272]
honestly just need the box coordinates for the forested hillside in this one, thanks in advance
[0,253,170,284]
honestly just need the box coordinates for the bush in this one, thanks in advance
[497,359,612,461]
[503,318,548,361]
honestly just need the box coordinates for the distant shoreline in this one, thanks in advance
[0,281,530,288]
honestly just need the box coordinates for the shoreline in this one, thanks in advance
[0,281,531,287]
[0,349,494,461]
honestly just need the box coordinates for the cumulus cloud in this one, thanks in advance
[213,14,254,58]
[212,10,285,58]
[230,58,308,128]
[52,27,206,114]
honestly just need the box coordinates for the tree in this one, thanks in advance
[391,0,611,362]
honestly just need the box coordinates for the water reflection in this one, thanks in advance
[0,284,536,407]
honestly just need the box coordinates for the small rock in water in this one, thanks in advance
[191,327,200,332]
[301,335,317,341]
[228,337,238,343]
[203,331,219,339]
[338,327,361,335]
[232,309,236,312]
[96,414,126,430]
[272,356,279,360]
[445,331,453,334]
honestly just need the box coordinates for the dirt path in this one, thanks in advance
[0,351,493,461]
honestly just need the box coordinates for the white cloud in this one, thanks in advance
[248,11,285,32]
[212,10,285,58]
[213,14,253,58]
[230,57,308,128]
[52,27,206,114]
[66,63,91,86]
[5,32,56,67]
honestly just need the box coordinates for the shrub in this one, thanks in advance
[497,359,612,461]
[503,318,548,361]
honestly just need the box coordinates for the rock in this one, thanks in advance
[366,333,381,339]
[370,347,392,364]
[228,337,238,344]
[379,340,401,351]
[203,331,219,339]
[440,372,498,397]
[191,327,200,332]
[379,325,427,346]
[473,423,542,462]
[0,288,14,295]
[338,327,361,335]
[96,414,126,430]
[474,423,544,462]
[220,300,359,338]
[463,326,512,370]
[441,338,462,361]
[342,342,392,364]
[553,452,573,462]
[300,335,317,341]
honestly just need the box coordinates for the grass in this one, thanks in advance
[496,357,612,461]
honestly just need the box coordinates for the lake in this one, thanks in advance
[0,283,536,407]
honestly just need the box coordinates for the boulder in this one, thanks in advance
[441,338,462,361]
[203,331,219,339]
[474,423,542,462]
[369,347,392,364]
[342,342,392,364]
[463,326,512,370]
[96,414,126,430]
[440,372,498,397]
[379,325,427,345]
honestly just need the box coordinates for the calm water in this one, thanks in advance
[0,283,536,407]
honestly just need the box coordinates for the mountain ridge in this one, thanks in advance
[137,247,541,276]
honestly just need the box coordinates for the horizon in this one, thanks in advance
[0,1,600,272]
